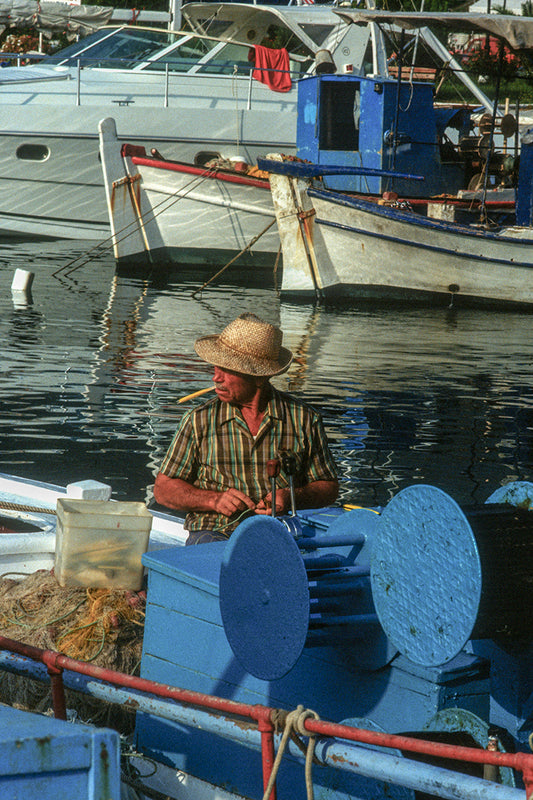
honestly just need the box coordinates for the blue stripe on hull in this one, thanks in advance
[309,188,533,270]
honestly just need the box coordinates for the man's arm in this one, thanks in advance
[154,472,256,518]
[255,478,339,516]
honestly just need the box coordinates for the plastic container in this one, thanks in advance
[55,499,153,590]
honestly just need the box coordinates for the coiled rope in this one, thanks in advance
[262,704,322,800]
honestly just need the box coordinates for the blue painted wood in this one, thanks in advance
[137,539,489,800]
[256,157,423,182]
[0,704,120,799]
[295,74,464,195]
[485,480,533,509]
[371,485,482,667]
[516,130,533,226]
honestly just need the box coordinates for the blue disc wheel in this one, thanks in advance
[370,485,482,667]
[219,516,309,680]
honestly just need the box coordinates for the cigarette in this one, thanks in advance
[177,386,215,404]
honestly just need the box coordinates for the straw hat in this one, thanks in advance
[194,313,293,377]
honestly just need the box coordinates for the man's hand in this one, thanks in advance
[212,488,256,517]
[255,480,339,517]
[154,473,255,517]
[255,488,290,516]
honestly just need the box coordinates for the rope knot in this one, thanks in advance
[293,705,320,738]
[262,704,323,800]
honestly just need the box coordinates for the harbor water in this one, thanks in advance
[1,237,532,512]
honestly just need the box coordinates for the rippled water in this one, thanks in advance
[0,238,532,512]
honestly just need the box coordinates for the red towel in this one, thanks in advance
[251,45,292,93]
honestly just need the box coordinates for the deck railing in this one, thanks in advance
[0,634,532,800]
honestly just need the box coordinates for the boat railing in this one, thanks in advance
[0,51,299,109]
[0,633,532,800]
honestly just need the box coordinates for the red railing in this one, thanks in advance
[1,634,533,800]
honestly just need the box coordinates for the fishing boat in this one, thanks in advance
[257,11,533,308]
[97,11,519,275]
[99,116,277,268]
[0,1,373,241]
[1,471,533,799]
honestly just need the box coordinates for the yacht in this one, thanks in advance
[0,3,372,239]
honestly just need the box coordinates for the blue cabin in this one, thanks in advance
[296,74,469,196]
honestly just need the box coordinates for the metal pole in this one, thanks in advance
[47,663,67,720]
[480,40,505,225]
[391,28,405,173]
[258,716,277,800]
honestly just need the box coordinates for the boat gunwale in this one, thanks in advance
[129,153,271,190]
[308,186,529,247]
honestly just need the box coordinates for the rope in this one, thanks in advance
[232,63,241,153]
[191,218,276,298]
[52,167,218,278]
[0,500,56,515]
[262,704,321,800]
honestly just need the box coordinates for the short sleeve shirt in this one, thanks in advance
[159,387,338,534]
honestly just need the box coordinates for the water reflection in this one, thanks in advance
[0,250,531,512]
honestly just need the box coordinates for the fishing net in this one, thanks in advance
[0,569,146,732]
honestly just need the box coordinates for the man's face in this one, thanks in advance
[213,366,259,406]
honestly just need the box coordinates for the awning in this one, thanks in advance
[334,10,533,51]
[0,1,113,38]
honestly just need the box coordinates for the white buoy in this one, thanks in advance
[11,268,34,293]
[11,269,34,308]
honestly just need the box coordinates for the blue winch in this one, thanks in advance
[219,481,533,681]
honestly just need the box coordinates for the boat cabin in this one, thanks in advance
[295,73,498,198]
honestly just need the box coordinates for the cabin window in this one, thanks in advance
[196,42,253,75]
[319,81,360,151]
[16,144,50,162]
[46,28,176,69]
[144,36,220,73]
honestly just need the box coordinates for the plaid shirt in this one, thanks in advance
[159,387,338,534]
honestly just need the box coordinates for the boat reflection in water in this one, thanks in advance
[0,251,531,510]
[278,301,533,507]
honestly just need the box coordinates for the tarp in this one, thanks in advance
[334,10,533,51]
[0,1,113,37]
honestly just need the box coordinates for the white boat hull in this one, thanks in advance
[0,472,186,574]
[99,117,279,268]
[0,102,293,241]
[0,4,372,241]
[273,177,533,308]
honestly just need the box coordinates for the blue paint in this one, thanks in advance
[0,704,120,799]
[371,485,482,667]
[486,480,533,509]
[137,502,490,799]
[516,129,533,226]
[295,74,464,195]
[220,516,309,680]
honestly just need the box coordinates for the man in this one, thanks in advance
[154,313,338,544]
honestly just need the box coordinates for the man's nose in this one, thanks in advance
[213,366,225,382]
